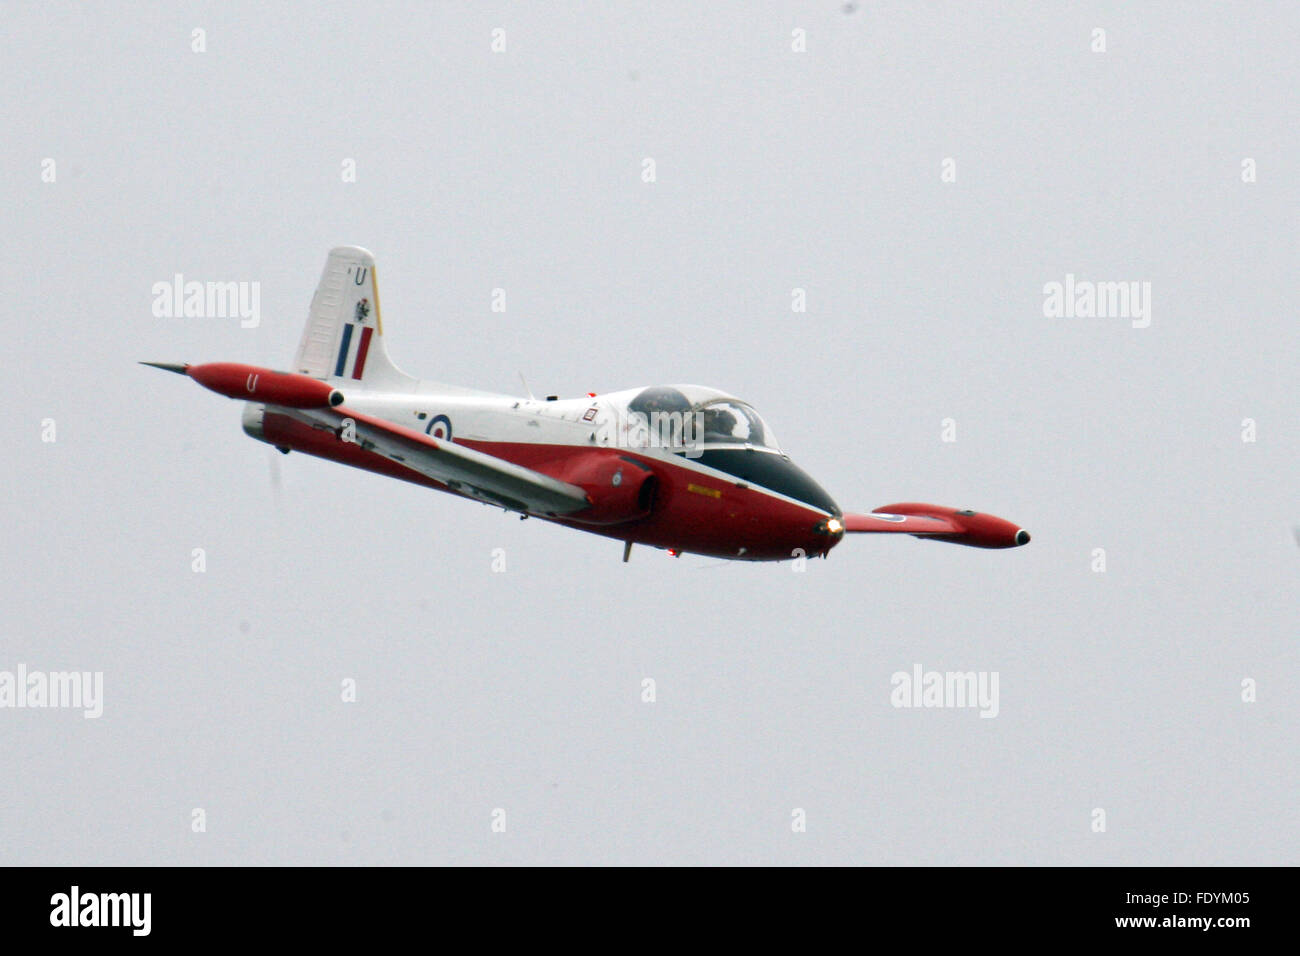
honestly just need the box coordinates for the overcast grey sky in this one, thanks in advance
[2,1,1296,865]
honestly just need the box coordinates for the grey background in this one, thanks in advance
[2,1,1295,865]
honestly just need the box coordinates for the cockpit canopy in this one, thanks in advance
[625,386,780,452]
[697,399,774,449]
[617,385,837,514]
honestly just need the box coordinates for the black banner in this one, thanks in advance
[1,866,1279,943]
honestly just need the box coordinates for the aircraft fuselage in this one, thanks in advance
[244,384,843,561]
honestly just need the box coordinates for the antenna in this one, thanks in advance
[518,372,536,400]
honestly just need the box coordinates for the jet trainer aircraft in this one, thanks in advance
[145,246,1029,562]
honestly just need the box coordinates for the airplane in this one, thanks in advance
[144,246,1029,562]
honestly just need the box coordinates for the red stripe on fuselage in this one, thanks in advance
[262,412,448,492]
[256,415,837,560]
[481,442,832,559]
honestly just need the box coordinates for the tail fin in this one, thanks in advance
[293,246,414,389]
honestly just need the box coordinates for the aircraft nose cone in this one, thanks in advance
[1015,529,1031,546]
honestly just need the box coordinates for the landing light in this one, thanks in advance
[826,517,844,534]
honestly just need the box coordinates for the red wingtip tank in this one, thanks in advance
[876,502,1030,549]
[150,362,346,409]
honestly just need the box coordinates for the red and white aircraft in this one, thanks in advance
[145,246,1029,562]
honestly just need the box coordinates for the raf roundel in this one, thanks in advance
[424,414,452,441]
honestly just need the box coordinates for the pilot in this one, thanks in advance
[628,386,692,420]
[701,403,743,443]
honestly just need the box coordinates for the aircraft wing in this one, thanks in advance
[288,404,590,516]
[841,510,962,535]
[840,504,1030,549]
